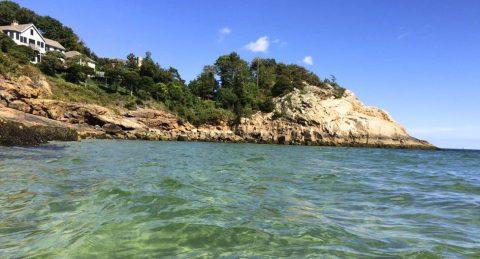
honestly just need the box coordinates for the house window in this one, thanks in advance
[15,32,19,40]
[29,39,35,45]
[30,29,33,35]
[41,42,44,48]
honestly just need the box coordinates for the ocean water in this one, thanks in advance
[0,140,479,258]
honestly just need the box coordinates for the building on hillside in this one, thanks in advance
[0,21,65,63]
[65,50,96,70]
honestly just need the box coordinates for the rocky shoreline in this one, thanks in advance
[0,75,436,149]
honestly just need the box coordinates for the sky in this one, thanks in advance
[15,0,480,149]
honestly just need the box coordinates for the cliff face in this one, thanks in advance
[235,84,432,148]
[0,75,435,148]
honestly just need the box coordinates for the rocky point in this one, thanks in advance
[0,74,435,148]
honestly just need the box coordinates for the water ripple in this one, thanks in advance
[0,140,479,258]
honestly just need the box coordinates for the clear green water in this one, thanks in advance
[0,140,479,258]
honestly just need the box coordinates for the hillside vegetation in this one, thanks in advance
[1,1,346,126]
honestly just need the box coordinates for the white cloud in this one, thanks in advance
[302,56,313,65]
[272,39,281,43]
[244,36,269,53]
[219,27,231,35]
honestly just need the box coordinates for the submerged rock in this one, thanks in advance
[0,117,77,146]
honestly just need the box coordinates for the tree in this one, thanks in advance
[216,87,237,110]
[126,53,138,70]
[39,51,65,76]
[0,1,20,25]
[272,74,293,97]
[168,83,185,102]
[214,52,251,89]
[139,52,156,78]
[189,66,218,99]
[137,76,155,99]
[122,70,140,96]
[214,52,257,118]
[150,83,168,101]
[104,66,125,92]
[0,33,15,52]
[65,64,89,83]
[250,58,277,91]
[167,67,184,85]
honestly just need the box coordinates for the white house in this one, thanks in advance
[65,50,96,70]
[0,21,65,63]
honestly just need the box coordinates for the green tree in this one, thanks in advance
[104,66,125,92]
[39,51,65,76]
[139,52,156,78]
[0,1,20,25]
[250,58,277,91]
[65,64,91,83]
[189,65,218,99]
[122,70,140,96]
[150,83,168,101]
[214,52,251,89]
[167,83,185,102]
[214,52,256,118]
[0,33,15,52]
[272,74,292,97]
[126,53,138,71]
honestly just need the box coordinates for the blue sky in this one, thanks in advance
[15,0,480,149]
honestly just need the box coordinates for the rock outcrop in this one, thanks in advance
[234,85,432,148]
[0,75,435,149]
[0,107,77,146]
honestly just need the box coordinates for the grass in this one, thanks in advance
[47,75,167,113]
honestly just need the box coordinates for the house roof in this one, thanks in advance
[65,50,95,63]
[44,38,65,50]
[65,50,82,58]
[0,23,33,32]
[0,22,66,50]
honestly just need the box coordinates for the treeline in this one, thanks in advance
[0,1,95,58]
[95,51,344,125]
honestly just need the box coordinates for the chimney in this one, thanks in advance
[12,20,19,26]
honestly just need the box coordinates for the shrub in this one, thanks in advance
[39,51,65,76]
[0,52,18,76]
[7,45,35,64]
[258,99,275,113]
[65,64,93,83]
[0,33,15,52]
[171,99,234,126]
[19,65,41,85]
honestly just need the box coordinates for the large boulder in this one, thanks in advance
[0,107,77,146]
